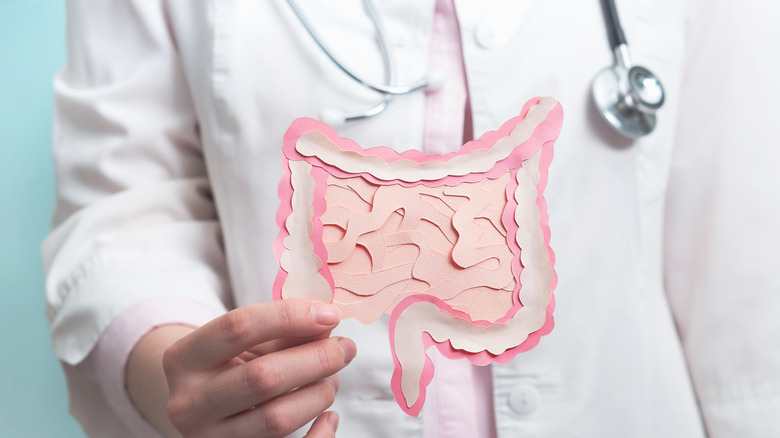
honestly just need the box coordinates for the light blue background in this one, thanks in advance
[1,1,86,436]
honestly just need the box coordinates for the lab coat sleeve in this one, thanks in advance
[665,0,780,436]
[42,1,231,433]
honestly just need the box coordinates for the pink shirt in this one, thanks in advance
[420,0,495,437]
[86,1,495,436]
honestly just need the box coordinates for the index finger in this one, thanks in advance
[169,300,341,371]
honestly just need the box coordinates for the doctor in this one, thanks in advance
[44,0,780,437]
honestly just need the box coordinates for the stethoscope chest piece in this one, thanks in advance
[592,62,664,138]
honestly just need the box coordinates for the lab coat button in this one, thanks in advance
[475,25,499,48]
[508,384,540,415]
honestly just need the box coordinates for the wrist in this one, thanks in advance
[126,325,195,438]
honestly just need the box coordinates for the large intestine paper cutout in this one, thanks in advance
[273,96,563,416]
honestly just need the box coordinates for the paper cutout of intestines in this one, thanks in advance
[274,96,562,416]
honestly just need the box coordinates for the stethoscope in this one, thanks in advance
[286,0,665,138]
[591,0,665,137]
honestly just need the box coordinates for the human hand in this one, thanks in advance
[161,300,356,437]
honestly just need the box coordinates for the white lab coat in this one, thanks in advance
[44,0,780,437]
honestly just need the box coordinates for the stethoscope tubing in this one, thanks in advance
[601,0,627,49]
[285,0,427,96]
[287,0,664,137]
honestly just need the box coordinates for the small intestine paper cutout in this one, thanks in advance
[274,96,563,416]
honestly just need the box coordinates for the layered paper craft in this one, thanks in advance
[274,96,563,416]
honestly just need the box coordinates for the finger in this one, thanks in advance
[240,330,333,361]
[304,411,339,438]
[216,374,341,438]
[170,300,341,371]
[202,336,356,419]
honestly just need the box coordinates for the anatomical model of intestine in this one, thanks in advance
[274,97,562,416]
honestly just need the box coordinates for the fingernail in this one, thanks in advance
[327,411,339,431]
[337,337,357,363]
[312,303,340,325]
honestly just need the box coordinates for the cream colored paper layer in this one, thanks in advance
[295,97,557,182]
